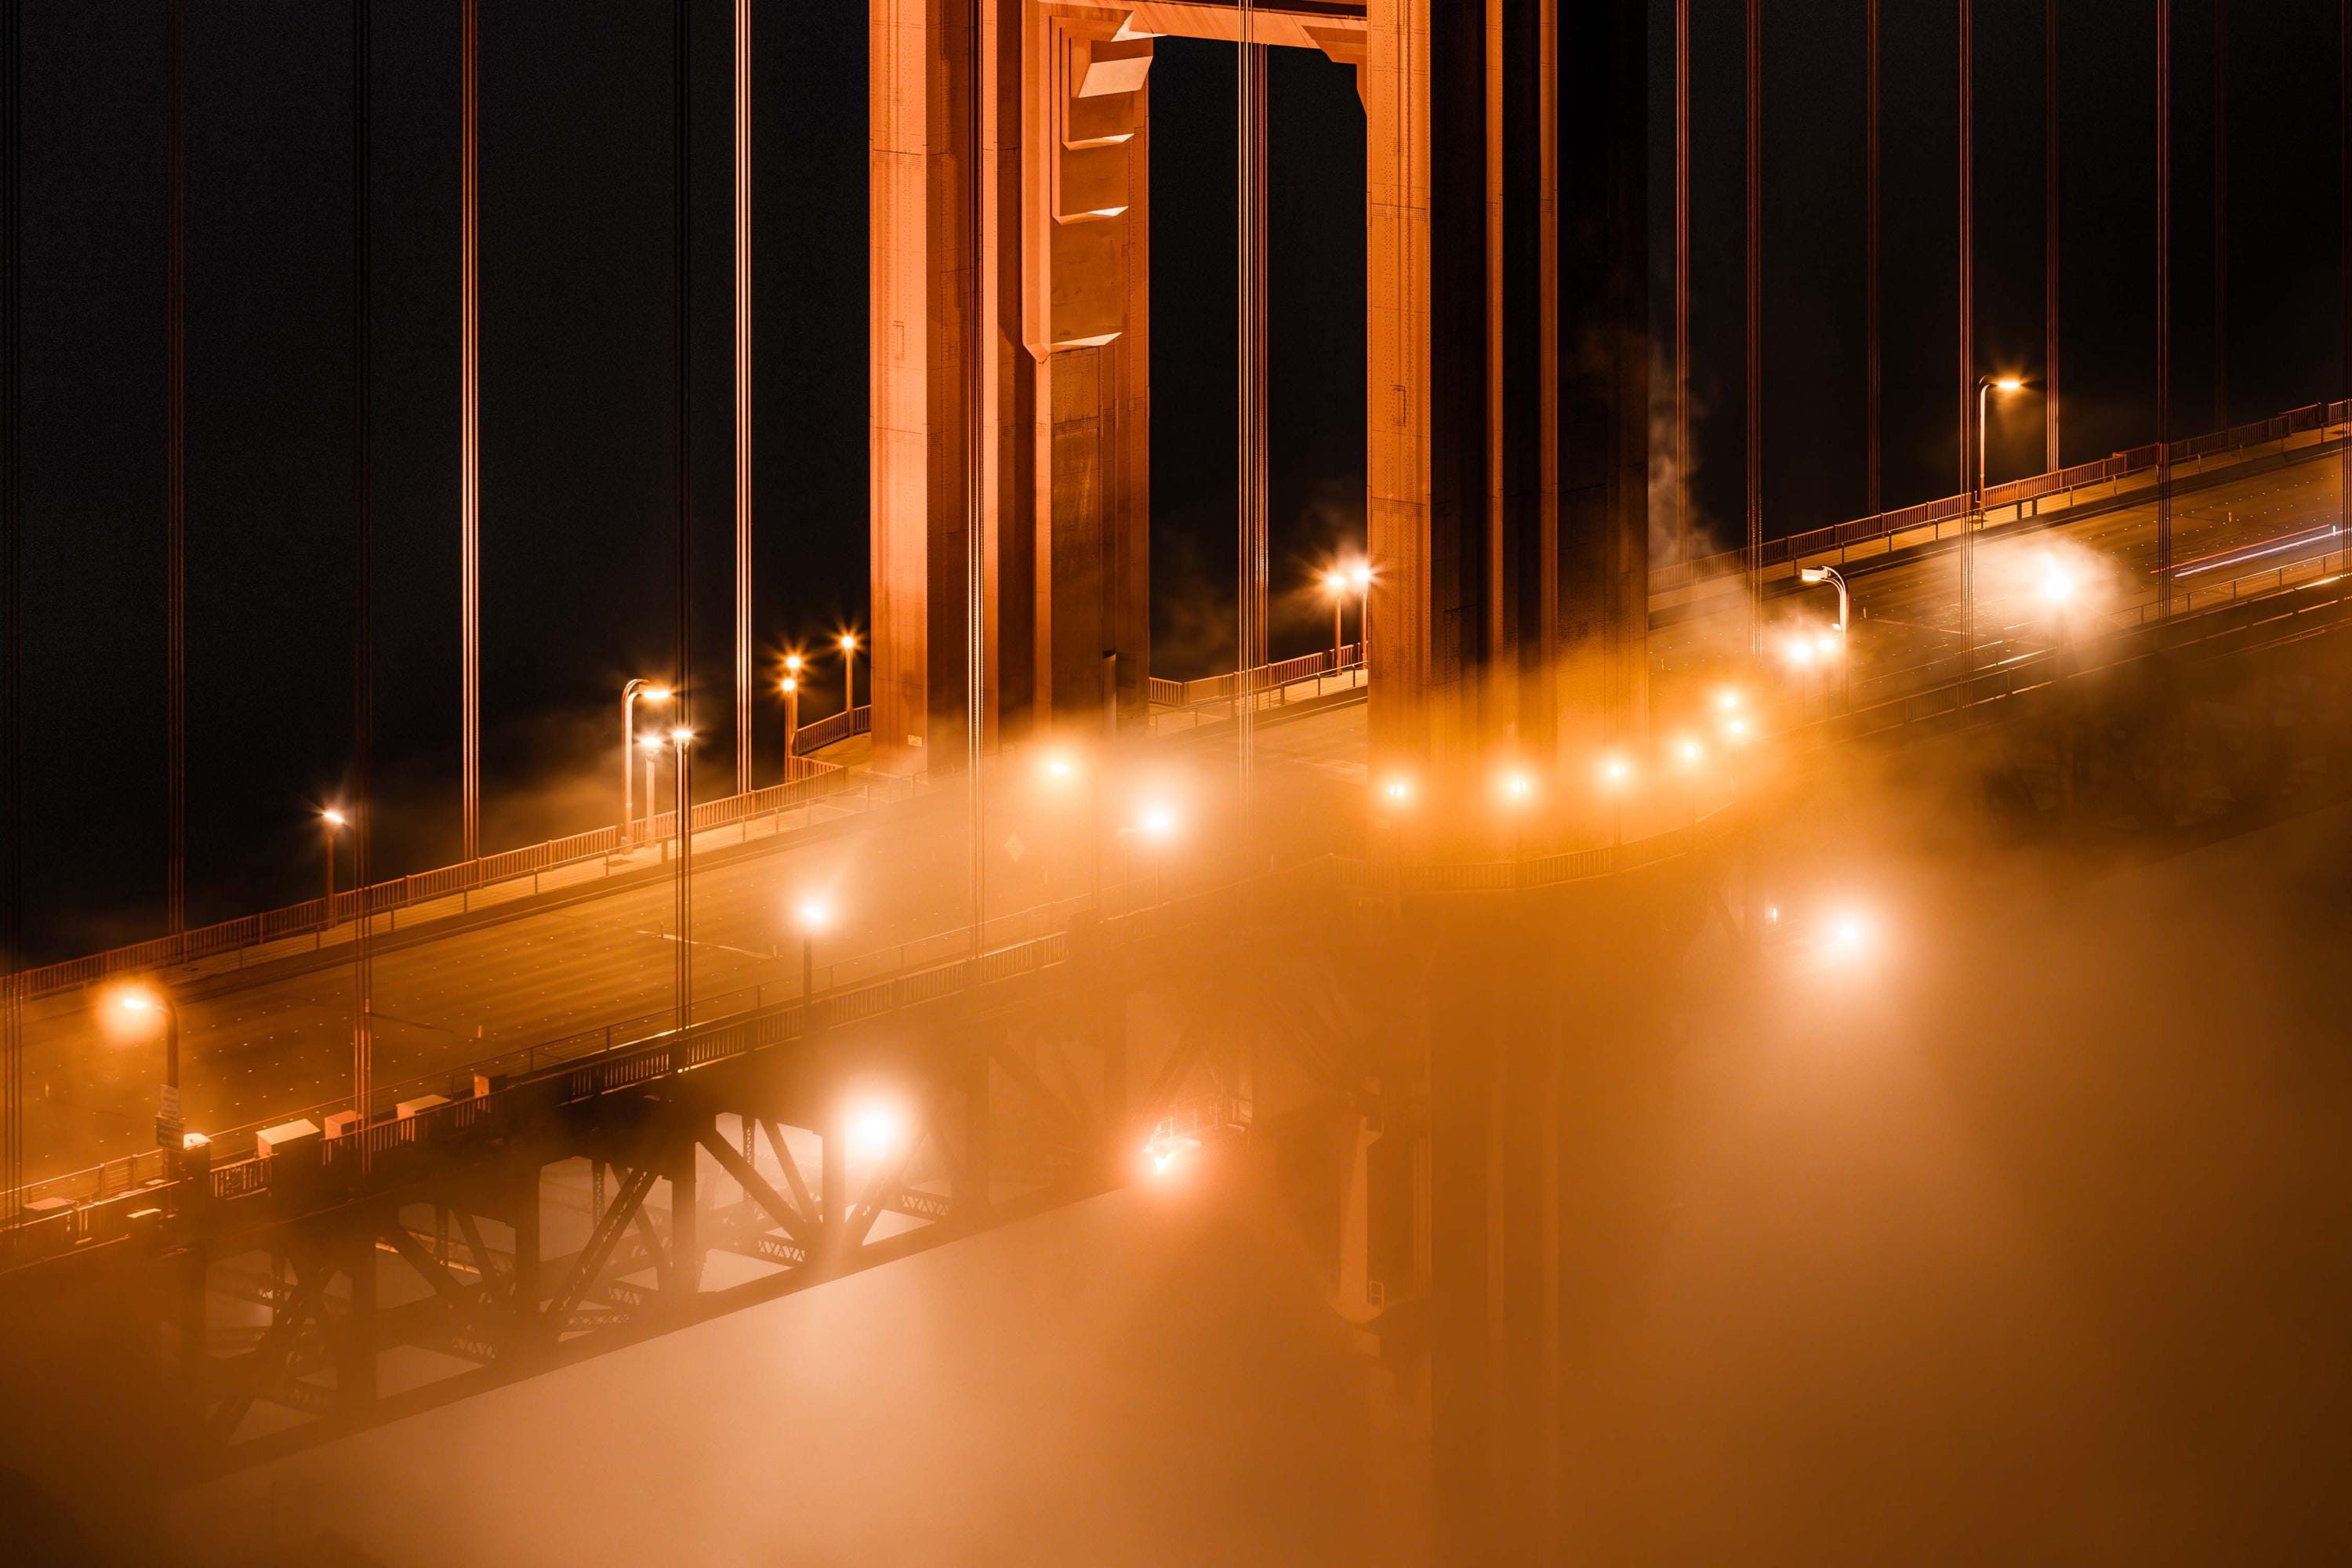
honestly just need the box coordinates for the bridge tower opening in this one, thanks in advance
[869,0,1651,782]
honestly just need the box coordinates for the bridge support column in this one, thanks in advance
[870,0,1150,765]
[1421,887,1673,1561]
[1367,0,1649,804]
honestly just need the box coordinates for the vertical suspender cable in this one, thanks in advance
[2,0,21,1227]
[167,0,186,935]
[673,0,694,1028]
[2046,0,2060,472]
[2343,0,2350,550]
[735,0,753,800]
[1865,0,1880,518]
[1959,0,1975,684]
[2212,0,2225,432]
[1237,3,1266,851]
[350,0,376,1143]
[2157,0,2172,617]
[460,0,480,860]
[1675,0,1690,557]
[1744,0,1761,655]
[965,0,986,952]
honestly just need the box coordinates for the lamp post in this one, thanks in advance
[1117,804,1177,909]
[1600,757,1631,848]
[1797,565,1850,708]
[1673,736,1705,826]
[838,633,860,717]
[1968,376,2026,691]
[1500,771,1534,862]
[117,990,183,1163]
[1322,569,1347,680]
[640,735,666,859]
[1375,775,1412,907]
[2040,560,2076,652]
[1044,753,1105,907]
[320,808,347,919]
[621,679,673,844]
[795,900,827,1002]
[782,654,804,768]
[1349,561,1371,671]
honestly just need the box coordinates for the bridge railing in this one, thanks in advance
[792,703,872,755]
[1653,397,2347,592]
[0,758,877,1008]
[1149,644,1361,709]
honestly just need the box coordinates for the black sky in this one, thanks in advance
[9,0,2347,956]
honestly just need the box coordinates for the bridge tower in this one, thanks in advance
[870,0,1650,778]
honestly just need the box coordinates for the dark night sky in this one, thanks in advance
[9,0,2346,956]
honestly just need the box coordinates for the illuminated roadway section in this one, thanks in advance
[16,430,2349,1193]
[14,701,1374,1190]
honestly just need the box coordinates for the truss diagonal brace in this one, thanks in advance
[698,1125,811,1242]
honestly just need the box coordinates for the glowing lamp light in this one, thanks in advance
[1045,757,1076,779]
[1992,376,2024,393]
[1138,805,1178,840]
[1815,631,1838,655]
[1676,737,1704,766]
[1142,1123,1201,1179]
[797,901,829,931]
[181,1131,209,1151]
[1828,909,1875,954]
[1724,717,1750,742]
[639,735,664,754]
[1348,563,1372,591]
[1501,772,1533,803]
[1323,570,1347,595]
[784,655,803,675]
[839,633,859,653]
[2041,566,2076,604]
[847,1102,906,1163]
[1602,757,1631,787]
[1381,777,1414,805]
[670,728,695,747]
[644,686,673,703]
[1784,637,1816,666]
[1717,688,1743,711]
[118,994,159,1016]
[780,677,797,695]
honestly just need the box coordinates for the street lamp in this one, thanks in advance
[1348,561,1371,671]
[1042,751,1105,906]
[1600,755,1632,846]
[2040,560,2076,636]
[779,673,801,765]
[1116,803,1178,907]
[621,679,673,844]
[115,989,183,1161]
[1968,376,2027,689]
[1498,770,1534,860]
[837,633,861,717]
[846,1098,906,1164]
[1798,564,1851,710]
[639,734,666,858]
[795,899,828,1001]
[1322,569,1348,677]
[320,807,347,916]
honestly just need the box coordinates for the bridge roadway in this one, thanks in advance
[13,699,1374,1191]
[17,433,2347,1196]
[1656,434,2347,707]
